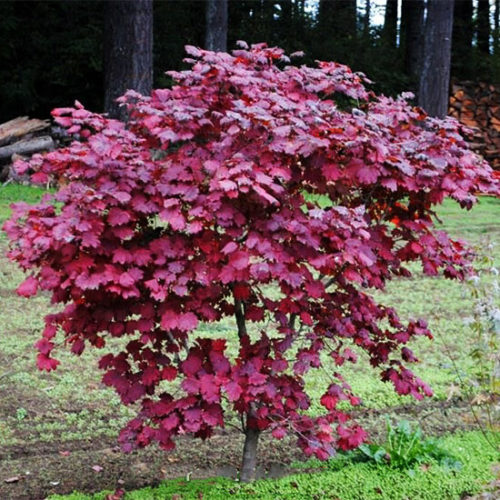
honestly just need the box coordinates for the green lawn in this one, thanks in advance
[0,185,498,500]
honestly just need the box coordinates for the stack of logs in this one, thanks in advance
[449,81,500,173]
[0,116,55,184]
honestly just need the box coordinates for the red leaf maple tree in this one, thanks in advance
[4,43,499,482]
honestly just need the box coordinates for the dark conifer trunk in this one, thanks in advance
[318,0,333,32]
[103,0,153,121]
[419,0,454,118]
[453,0,473,50]
[452,0,473,77]
[279,0,293,45]
[205,0,228,52]
[477,0,490,54]
[340,0,357,35]
[401,0,424,84]
[363,0,371,36]
[318,0,357,42]
[293,0,306,40]
[383,0,398,47]
[495,0,500,54]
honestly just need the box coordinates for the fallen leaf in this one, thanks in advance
[4,476,20,484]
[106,489,125,500]
[446,383,461,401]
[471,392,491,405]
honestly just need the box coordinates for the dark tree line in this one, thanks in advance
[1,0,500,122]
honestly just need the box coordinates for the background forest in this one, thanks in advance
[0,0,499,123]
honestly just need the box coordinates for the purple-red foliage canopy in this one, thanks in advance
[4,43,499,459]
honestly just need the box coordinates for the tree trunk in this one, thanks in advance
[477,0,490,54]
[401,0,424,84]
[495,0,500,54]
[419,0,454,118]
[240,425,260,483]
[205,0,228,52]
[318,0,334,32]
[319,0,357,36]
[103,0,153,120]
[383,0,398,47]
[453,0,473,50]
[339,0,357,35]
[234,295,260,482]
[279,0,293,45]
[293,0,306,40]
[363,0,371,36]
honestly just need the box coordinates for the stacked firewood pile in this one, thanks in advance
[449,81,500,173]
[0,116,56,184]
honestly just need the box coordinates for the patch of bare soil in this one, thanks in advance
[0,430,299,500]
[0,397,484,500]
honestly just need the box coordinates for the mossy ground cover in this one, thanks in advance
[0,184,498,499]
[49,431,499,500]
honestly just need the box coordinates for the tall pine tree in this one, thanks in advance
[205,0,228,52]
[104,0,153,120]
[419,0,455,117]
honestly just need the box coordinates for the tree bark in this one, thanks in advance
[205,0,228,52]
[418,0,454,118]
[363,0,371,36]
[293,0,306,40]
[279,0,293,45]
[383,0,398,47]
[453,0,473,50]
[318,0,357,36]
[234,293,260,482]
[495,0,500,54]
[240,426,260,483]
[477,0,490,54]
[103,0,153,120]
[401,0,424,83]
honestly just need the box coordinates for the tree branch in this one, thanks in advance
[234,297,248,338]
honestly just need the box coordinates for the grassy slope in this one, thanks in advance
[0,185,499,499]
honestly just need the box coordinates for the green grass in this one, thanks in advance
[436,196,500,242]
[0,183,49,221]
[48,431,499,500]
